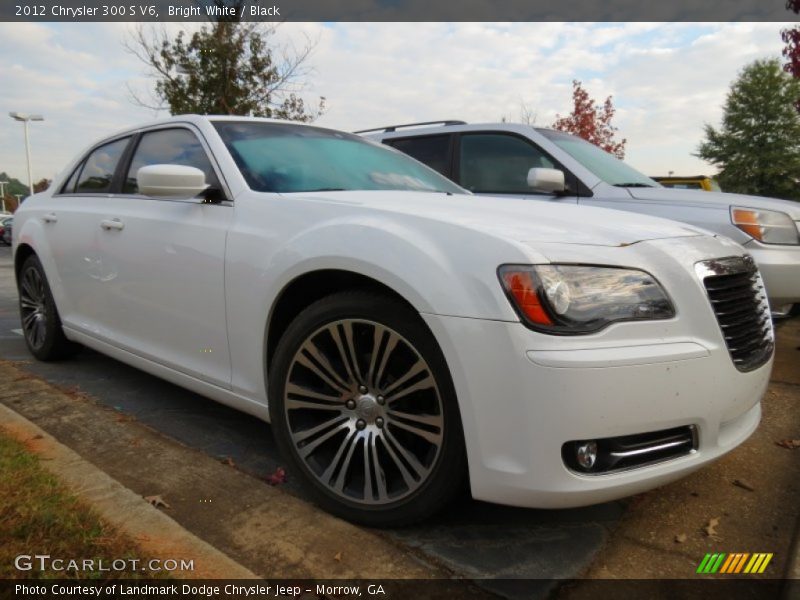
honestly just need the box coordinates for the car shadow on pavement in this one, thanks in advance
[13,345,623,593]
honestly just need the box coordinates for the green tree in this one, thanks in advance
[127,20,325,121]
[697,58,800,200]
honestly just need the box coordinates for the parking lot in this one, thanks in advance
[0,244,797,596]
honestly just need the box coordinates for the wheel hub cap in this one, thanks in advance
[354,394,381,423]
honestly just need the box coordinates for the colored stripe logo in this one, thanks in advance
[696,553,773,574]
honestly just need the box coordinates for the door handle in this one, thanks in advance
[100,218,124,231]
[42,213,58,224]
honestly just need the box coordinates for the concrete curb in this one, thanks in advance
[0,360,459,581]
[782,514,800,599]
[0,401,259,580]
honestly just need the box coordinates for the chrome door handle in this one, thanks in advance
[42,213,58,224]
[100,218,124,231]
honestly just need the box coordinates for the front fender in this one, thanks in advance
[268,215,531,320]
[224,209,541,402]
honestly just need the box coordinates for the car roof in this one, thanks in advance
[102,114,326,141]
[362,121,571,143]
[652,176,712,181]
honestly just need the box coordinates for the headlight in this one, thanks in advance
[731,207,800,245]
[498,264,675,334]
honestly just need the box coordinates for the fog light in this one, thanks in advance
[576,441,598,470]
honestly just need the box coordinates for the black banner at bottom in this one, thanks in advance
[0,578,792,600]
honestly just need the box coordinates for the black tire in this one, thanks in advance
[17,254,81,361]
[269,291,467,527]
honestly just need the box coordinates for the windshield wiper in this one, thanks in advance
[304,187,346,192]
[613,183,655,188]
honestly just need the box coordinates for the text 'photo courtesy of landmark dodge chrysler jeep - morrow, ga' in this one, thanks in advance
[361,121,800,317]
[14,116,773,526]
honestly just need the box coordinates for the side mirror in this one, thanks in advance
[137,164,209,198]
[527,167,566,193]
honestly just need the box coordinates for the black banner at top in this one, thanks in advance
[1,0,798,22]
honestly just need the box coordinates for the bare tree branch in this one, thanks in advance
[123,20,323,120]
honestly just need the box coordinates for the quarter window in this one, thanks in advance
[384,135,451,176]
[459,134,555,194]
[60,162,83,194]
[74,138,130,194]
[124,128,219,195]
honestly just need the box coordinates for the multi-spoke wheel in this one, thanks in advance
[17,254,80,361]
[269,291,466,526]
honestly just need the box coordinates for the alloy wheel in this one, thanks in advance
[283,319,444,505]
[19,266,49,351]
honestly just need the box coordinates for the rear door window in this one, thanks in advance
[384,135,452,177]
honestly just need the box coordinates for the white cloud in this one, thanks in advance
[0,21,788,184]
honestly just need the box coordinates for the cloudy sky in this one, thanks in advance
[0,22,790,185]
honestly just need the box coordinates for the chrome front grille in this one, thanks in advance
[696,255,774,372]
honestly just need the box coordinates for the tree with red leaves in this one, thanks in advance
[783,0,800,112]
[33,178,51,193]
[552,80,627,159]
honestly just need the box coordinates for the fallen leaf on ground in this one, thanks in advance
[775,439,800,449]
[30,434,43,440]
[144,494,171,509]
[61,385,91,400]
[334,552,342,562]
[704,517,720,538]
[732,479,755,491]
[266,467,287,486]
[221,456,235,467]
[674,534,687,544]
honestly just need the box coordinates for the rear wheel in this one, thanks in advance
[269,291,466,527]
[17,254,80,361]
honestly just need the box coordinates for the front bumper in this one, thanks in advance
[422,314,770,509]
[744,238,800,312]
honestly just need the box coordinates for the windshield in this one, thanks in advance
[538,129,658,188]
[213,121,465,194]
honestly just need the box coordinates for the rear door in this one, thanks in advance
[42,136,133,332]
[94,125,234,388]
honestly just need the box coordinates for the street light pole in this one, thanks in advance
[9,112,44,199]
[0,181,8,212]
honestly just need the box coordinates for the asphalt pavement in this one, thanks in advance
[0,245,623,598]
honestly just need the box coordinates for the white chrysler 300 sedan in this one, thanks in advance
[14,116,773,526]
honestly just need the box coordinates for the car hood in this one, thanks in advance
[296,190,707,247]
[627,187,800,219]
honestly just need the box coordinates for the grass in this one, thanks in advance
[0,431,156,579]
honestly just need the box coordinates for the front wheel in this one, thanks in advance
[269,291,466,527]
[17,254,80,360]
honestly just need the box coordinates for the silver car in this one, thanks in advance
[362,121,800,315]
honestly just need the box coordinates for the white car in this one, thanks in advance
[14,116,773,526]
[361,121,800,316]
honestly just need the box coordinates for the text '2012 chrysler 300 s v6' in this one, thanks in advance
[13,116,773,526]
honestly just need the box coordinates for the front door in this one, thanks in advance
[94,126,233,388]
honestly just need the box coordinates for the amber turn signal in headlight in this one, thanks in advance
[731,207,799,245]
[499,264,675,334]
